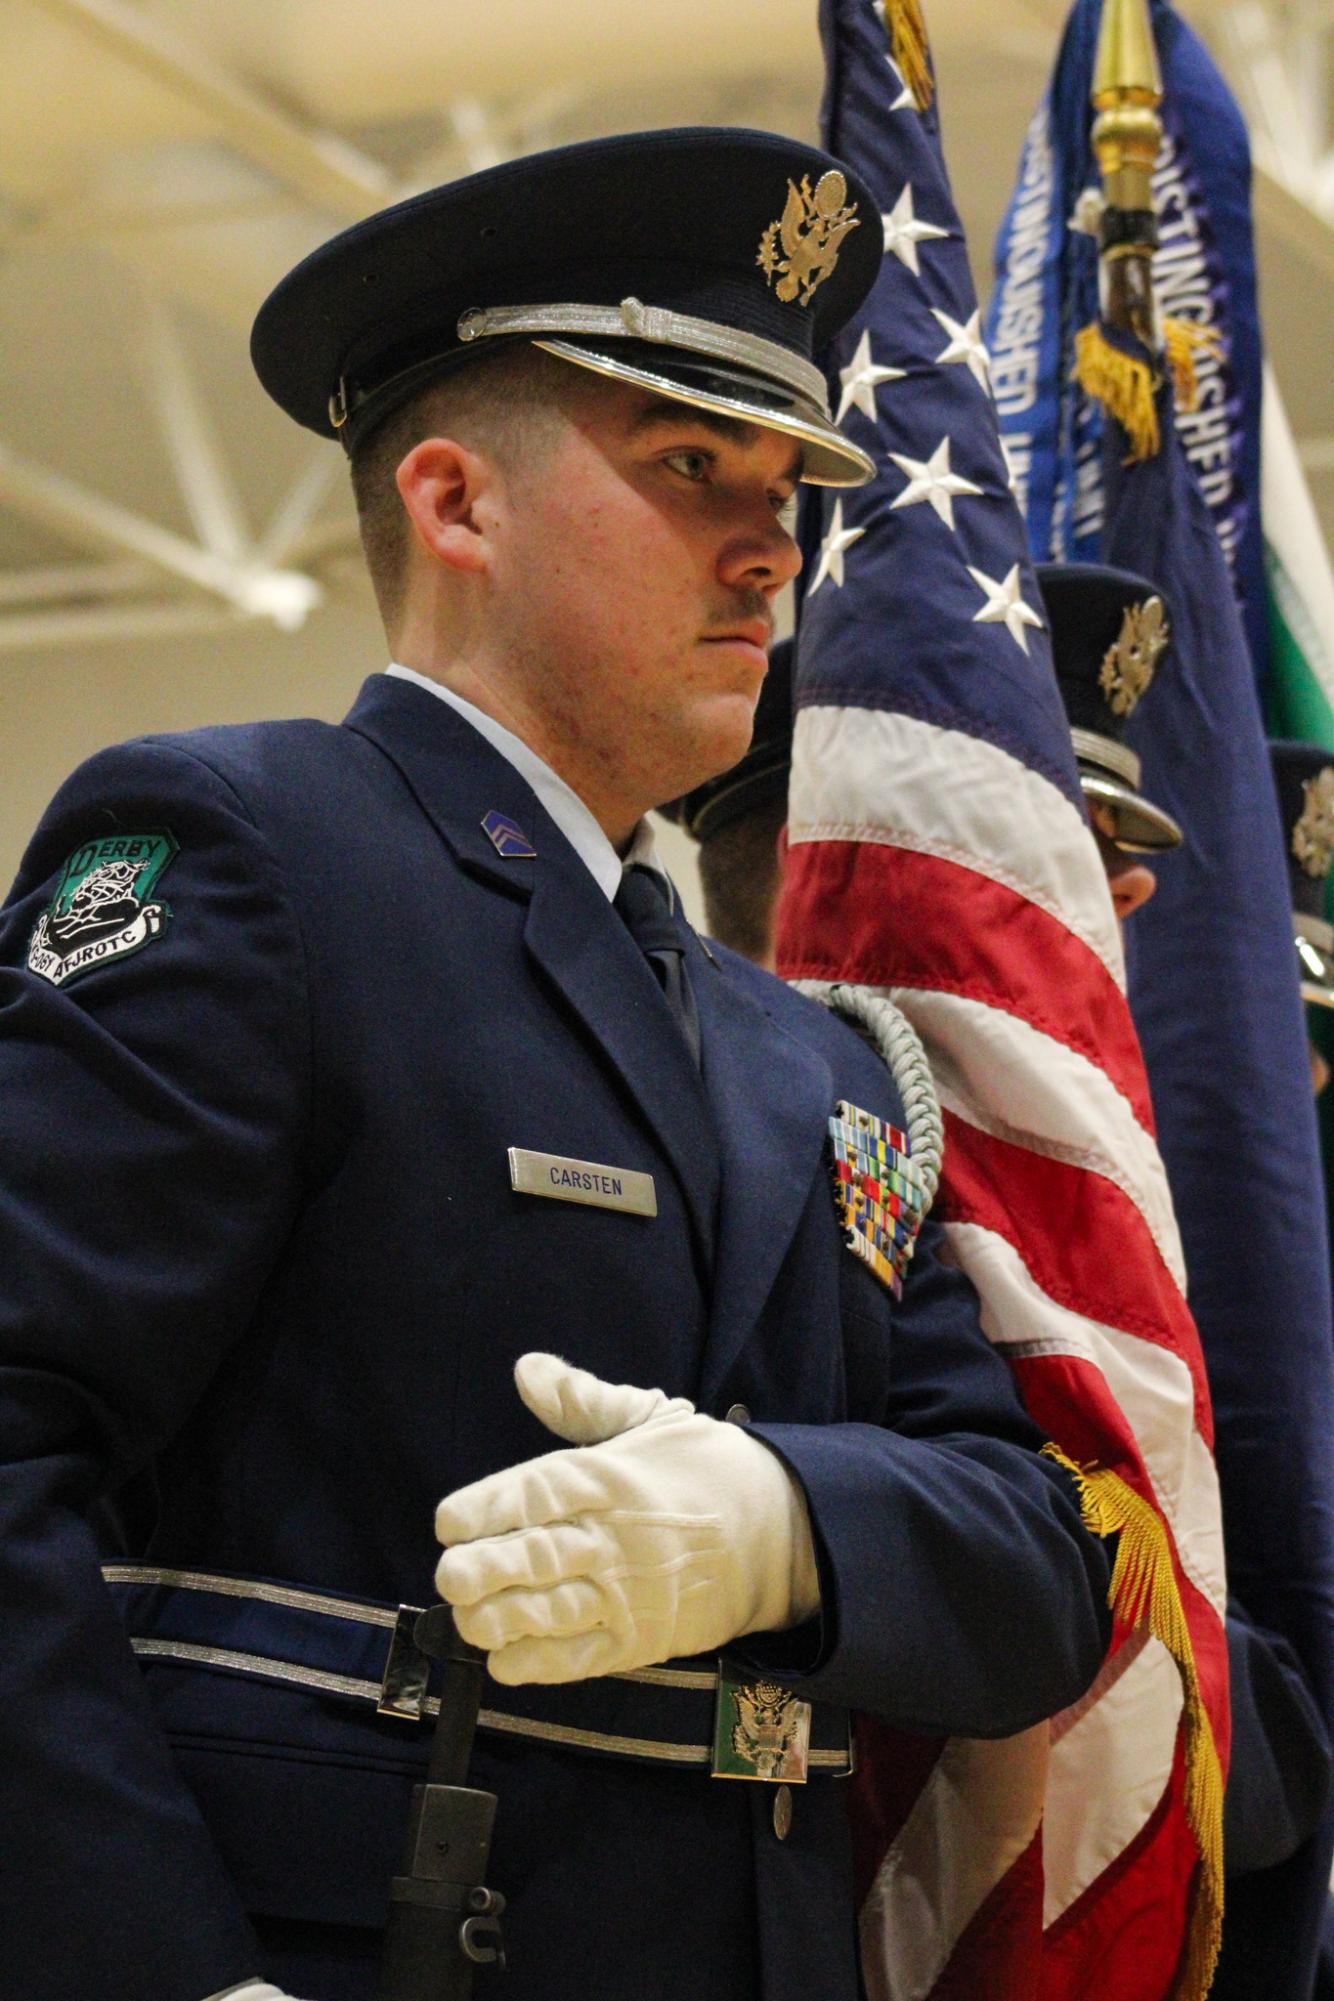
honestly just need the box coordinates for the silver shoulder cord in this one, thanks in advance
[789,981,944,1216]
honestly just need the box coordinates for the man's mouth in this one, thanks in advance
[700,619,773,658]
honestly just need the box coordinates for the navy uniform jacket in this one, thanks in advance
[0,673,1112,2001]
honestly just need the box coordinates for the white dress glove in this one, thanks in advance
[434,1352,821,1685]
[204,1984,307,2001]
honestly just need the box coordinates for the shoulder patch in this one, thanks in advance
[28,830,178,988]
[828,1099,927,1299]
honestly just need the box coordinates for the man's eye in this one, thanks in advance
[663,449,713,481]
[773,492,798,524]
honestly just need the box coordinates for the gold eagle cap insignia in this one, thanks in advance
[1293,767,1334,880]
[1098,595,1170,717]
[757,170,860,307]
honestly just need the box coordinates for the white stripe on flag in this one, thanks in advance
[788,706,1125,988]
[1043,1635,1184,1924]
[945,1222,1226,1617]
[888,988,1187,1289]
[859,1725,1049,2001]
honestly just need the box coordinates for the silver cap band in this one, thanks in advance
[454,296,832,415]
[1071,725,1142,790]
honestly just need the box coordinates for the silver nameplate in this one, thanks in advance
[508,1147,657,1217]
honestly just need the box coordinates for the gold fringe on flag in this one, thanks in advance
[1072,320,1161,461]
[883,0,934,111]
[1042,1446,1224,2001]
[1071,318,1226,461]
[1163,316,1224,416]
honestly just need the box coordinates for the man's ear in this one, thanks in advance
[395,436,494,576]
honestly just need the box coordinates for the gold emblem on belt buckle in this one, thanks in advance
[711,1665,811,1783]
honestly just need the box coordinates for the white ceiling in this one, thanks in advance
[0,0,1331,900]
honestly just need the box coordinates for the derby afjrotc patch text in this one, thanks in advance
[27,831,177,988]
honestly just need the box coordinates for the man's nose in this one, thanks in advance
[717,515,803,595]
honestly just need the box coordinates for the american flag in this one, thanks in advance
[775,3,1230,1996]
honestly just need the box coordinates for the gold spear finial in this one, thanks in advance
[1076,0,1218,459]
[1091,0,1163,220]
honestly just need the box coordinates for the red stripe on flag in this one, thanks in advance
[780,839,1155,1132]
[927,1823,1045,2000]
[942,1113,1213,1442]
[848,1718,948,1909]
[1042,1737,1201,2001]
[1009,1350,1231,1778]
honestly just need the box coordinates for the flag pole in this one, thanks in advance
[1076,0,1219,458]
[1090,0,1163,352]
[1071,0,1170,456]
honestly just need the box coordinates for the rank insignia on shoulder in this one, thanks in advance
[27,830,177,988]
[827,1099,927,1299]
[482,809,537,859]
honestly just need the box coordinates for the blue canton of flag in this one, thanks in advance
[797,0,1078,808]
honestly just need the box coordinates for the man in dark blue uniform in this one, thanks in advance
[1033,570,1334,1903]
[676,572,1334,1925]
[0,133,1113,2001]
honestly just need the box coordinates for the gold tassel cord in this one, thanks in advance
[1072,318,1227,461]
[1042,1446,1224,2001]
[1163,317,1224,416]
[883,0,934,111]
[1072,321,1161,461]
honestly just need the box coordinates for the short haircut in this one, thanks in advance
[698,796,787,964]
[349,343,567,631]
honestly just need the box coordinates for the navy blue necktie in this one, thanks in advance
[614,865,702,1069]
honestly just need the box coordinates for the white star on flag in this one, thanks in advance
[967,563,1046,653]
[932,309,992,393]
[888,63,920,110]
[869,2,914,103]
[884,55,915,111]
[808,500,865,597]
[890,438,982,531]
[836,330,906,423]
[881,185,947,276]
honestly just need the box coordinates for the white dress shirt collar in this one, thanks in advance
[384,664,662,901]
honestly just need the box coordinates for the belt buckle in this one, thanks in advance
[377,1603,431,1720]
[711,1662,810,1783]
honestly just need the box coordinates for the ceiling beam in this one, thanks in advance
[1213,3,1334,276]
[0,440,322,628]
[137,293,252,564]
[1252,146,1334,282]
[26,0,393,221]
[255,449,345,568]
[0,597,246,655]
[0,558,156,607]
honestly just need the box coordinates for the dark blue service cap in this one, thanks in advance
[250,128,881,484]
[1036,562,1183,854]
[659,638,793,841]
[1271,738,1334,1009]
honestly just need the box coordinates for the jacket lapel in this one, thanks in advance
[689,940,835,1407]
[522,871,720,1262]
[344,675,720,1261]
